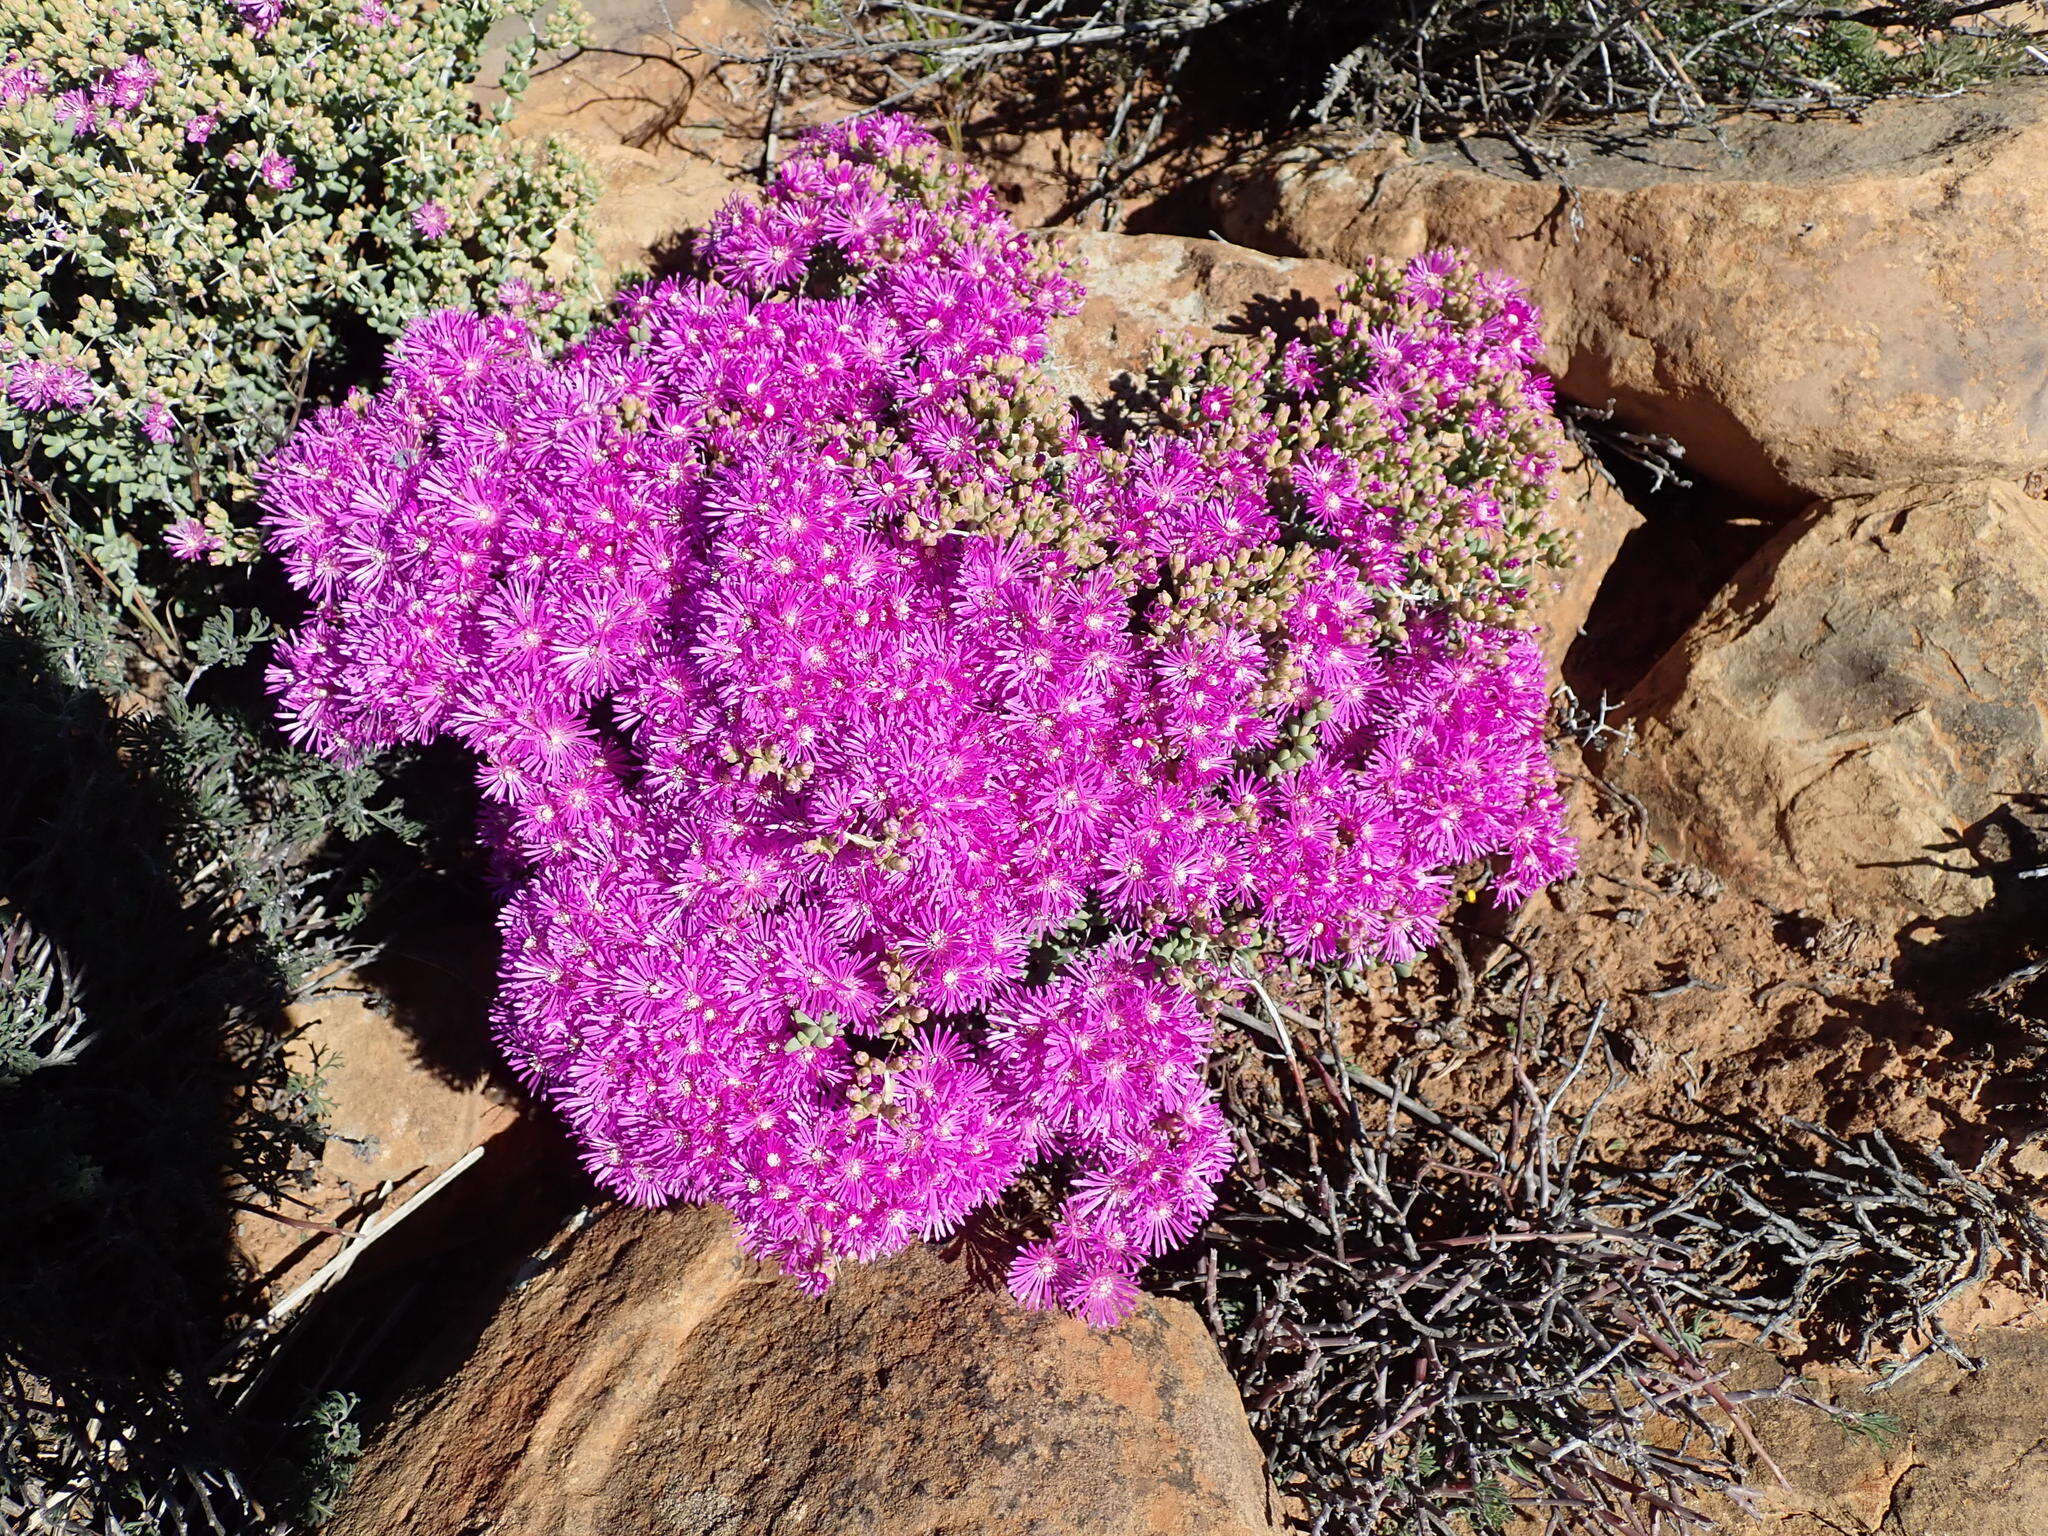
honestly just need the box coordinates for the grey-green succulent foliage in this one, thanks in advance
[0,0,602,577]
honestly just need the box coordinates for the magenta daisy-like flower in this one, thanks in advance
[411,200,452,239]
[140,400,176,444]
[184,113,218,144]
[233,0,285,33]
[165,517,224,561]
[1278,338,1323,396]
[258,153,298,191]
[1006,1242,1063,1311]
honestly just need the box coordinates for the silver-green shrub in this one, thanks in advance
[0,7,599,1524]
[0,0,601,579]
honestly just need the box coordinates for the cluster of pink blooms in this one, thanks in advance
[2,48,184,429]
[4,29,287,186]
[5,50,158,136]
[2,37,281,212]
[259,118,1575,1324]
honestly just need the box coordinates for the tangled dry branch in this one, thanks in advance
[722,0,2042,140]
[1171,973,2048,1535]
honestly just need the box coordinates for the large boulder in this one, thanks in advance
[325,1205,1280,1536]
[1046,232,1640,676]
[1609,480,2048,927]
[1214,85,2048,508]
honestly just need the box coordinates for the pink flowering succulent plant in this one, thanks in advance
[261,117,1577,1324]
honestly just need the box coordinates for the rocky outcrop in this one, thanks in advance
[325,1205,1280,1536]
[498,0,769,284]
[1215,85,2048,508]
[1609,480,2048,927]
[1542,444,1644,678]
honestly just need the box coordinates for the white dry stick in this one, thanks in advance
[218,1145,488,1411]
[257,1143,487,1333]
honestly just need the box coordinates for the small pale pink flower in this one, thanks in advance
[259,152,298,191]
[233,0,285,33]
[0,62,48,104]
[166,517,225,561]
[53,88,97,133]
[411,201,451,239]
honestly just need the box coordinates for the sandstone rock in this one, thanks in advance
[546,137,740,284]
[1708,1326,2048,1536]
[1609,480,2048,927]
[326,1205,1280,1536]
[1044,231,1351,404]
[1543,444,1644,679]
[497,1,770,285]
[1215,85,2048,507]
[1045,232,1636,676]
[232,937,520,1301]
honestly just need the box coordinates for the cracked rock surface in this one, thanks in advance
[1212,84,2048,509]
[1710,1327,2048,1536]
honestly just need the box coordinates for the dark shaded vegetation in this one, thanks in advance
[0,498,496,1531]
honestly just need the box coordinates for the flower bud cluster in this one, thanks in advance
[0,0,597,573]
[261,117,1576,1324]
